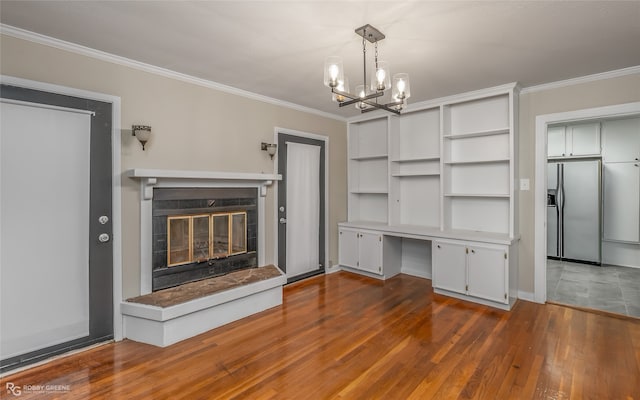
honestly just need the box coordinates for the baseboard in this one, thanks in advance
[517,290,536,303]
[400,267,432,280]
[325,264,342,274]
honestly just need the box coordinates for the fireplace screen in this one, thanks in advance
[167,212,247,267]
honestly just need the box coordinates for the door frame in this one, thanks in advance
[1,75,123,341]
[533,101,640,303]
[273,127,329,278]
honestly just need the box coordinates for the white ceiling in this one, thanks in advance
[1,1,639,118]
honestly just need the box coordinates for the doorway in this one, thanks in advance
[534,102,640,317]
[276,130,327,283]
[0,85,114,372]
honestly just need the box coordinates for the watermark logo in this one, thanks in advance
[6,382,71,396]
[6,383,21,396]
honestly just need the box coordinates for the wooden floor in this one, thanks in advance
[2,271,640,399]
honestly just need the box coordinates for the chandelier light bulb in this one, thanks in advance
[355,84,369,110]
[392,72,411,101]
[332,77,349,103]
[371,60,391,92]
[324,56,344,88]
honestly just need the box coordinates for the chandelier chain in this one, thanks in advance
[362,32,367,92]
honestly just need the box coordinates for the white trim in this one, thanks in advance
[0,24,346,123]
[273,127,330,277]
[517,290,535,303]
[534,102,640,304]
[0,98,95,116]
[522,66,640,94]
[0,74,123,341]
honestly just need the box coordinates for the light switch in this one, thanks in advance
[520,178,530,191]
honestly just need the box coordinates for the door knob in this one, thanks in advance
[98,233,110,243]
[98,215,109,225]
[279,218,287,224]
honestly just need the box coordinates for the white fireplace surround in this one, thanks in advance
[127,169,282,295]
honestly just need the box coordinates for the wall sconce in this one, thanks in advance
[132,125,152,150]
[261,142,277,159]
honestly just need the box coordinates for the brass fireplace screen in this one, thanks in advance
[167,212,247,267]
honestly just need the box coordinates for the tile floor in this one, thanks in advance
[547,259,640,318]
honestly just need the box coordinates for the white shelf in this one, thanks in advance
[444,158,509,165]
[127,169,281,182]
[443,127,509,139]
[350,154,388,161]
[444,193,509,198]
[391,156,440,163]
[350,190,388,195]
[392,172,440,177]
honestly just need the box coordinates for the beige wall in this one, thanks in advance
[0,34,347,298]
[518,73,640,293]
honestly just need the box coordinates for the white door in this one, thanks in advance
[602,117,640,163]
[1,89,113,373]
[567,122,600,156]
[1,102,91,360]
[467,245,508,304]
[547,126,566,157]
[603,162,640,243]
[432,241,467,295]
[358,231,382,275]
[284,141,321,278]
[338,228,359,269]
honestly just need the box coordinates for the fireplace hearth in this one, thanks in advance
[152,187,258,291]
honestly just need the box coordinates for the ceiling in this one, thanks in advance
[1,1,639,119]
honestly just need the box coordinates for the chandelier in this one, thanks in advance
[323,24,411,115]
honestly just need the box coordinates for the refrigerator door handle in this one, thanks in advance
[558,163,564,258]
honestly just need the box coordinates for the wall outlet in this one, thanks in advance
[520,178,530,191]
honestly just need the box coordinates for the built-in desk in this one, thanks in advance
[338,221,519,310]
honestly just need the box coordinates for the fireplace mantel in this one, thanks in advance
[127,168,281,295]
[127,169,281,199]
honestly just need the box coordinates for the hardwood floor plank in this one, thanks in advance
[2,271,639,399]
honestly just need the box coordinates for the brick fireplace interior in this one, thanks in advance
[151,187,258,291]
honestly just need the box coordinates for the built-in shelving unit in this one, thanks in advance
[342,83,519,309]
[441,91,515,237]
[348,117,389,223]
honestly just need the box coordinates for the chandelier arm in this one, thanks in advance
[359,100,401,115]
[333,88,384,107]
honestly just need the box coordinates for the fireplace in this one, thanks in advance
[152,187,258,291]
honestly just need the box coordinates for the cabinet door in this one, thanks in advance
[432,241,467,295]
[338,229,359,268]
[358,231,383,275]
[547,126,566,157]
[603,163,640,243]
[467,246,508,304]
[567,123,600,156]
[602,117,640,163]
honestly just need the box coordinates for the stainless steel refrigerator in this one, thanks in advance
[547,159,601,264]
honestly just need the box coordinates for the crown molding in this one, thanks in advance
[0,24,347,122]
[520,65,640,94]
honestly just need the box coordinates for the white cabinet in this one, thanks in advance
[338,226,402,279]
[467,245,508,304]
[338,228,359,269]
[548,122,601,158]
[432,240,510,306]
[338,228,383,275]
[602,117,640,163]
[603,162,640,243]
[432,241,466,294]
